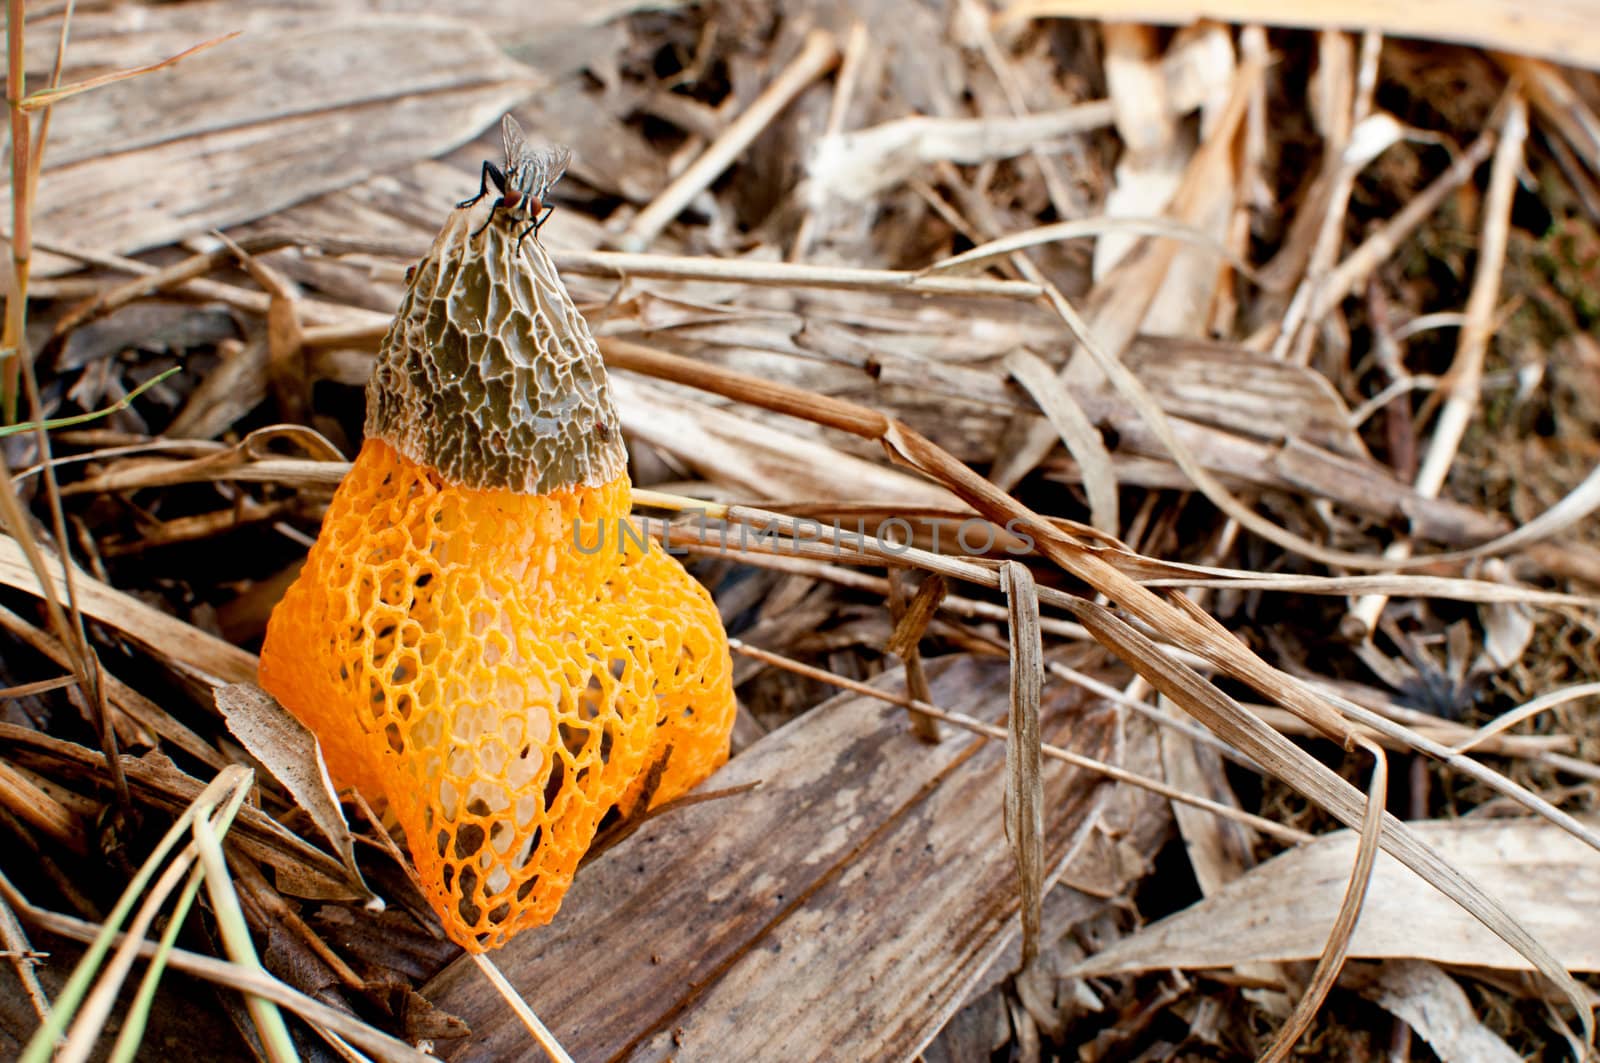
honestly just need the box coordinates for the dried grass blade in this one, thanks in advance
[599,337,1594,997]
[193,803,295,1062]
[1448,682,1600,754]
[1006,348,1120,535]
[1313,131,1497,321]
[0,533,257,684]
[1261,739,1386,1061]
[0,604,223,768]
[924,215,1255,278]
[557,248,1042,298]
[1503,54,1600,174]
[884,573,947,659]
[1000,0,1600,70]
[1132,569,1597,608]
[1430,456,1600,560]
[0,757,82,850]
[19,32,238,110]
[887,570,941,742]
[63,775,252,1063]
[0,888,48,1028]
[1000,562,1045,969]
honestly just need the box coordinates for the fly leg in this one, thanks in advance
[466,161,513,238]
[513,204,556,255]
[458,160,504,209]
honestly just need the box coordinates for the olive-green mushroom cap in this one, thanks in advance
[366,210,627,494]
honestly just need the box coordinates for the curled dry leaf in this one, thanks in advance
[215,683,372,903]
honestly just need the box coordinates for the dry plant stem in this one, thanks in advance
[45,234,384,347]
[886,568,941,742]
[1312,130,1498,322]
[1272,29,1381,366]
[618,29,840,251]
[960,68,1479,572]
[923,215,1258,282]
[1248,701,1565,760]
[0,534,259,685]
[1505,54,1600,178]
[0,759,81,850]
[470,952,576,1063]
[790,20,868,262]
[29,0,71,183]
[1005,348,1119,535]
[1000,561,1045,969]
[211,231,308,424]
[608,336,1345,738]
[0,674,74,700]
[1136,573,1592,609]
[1260,738,1386,1063]
[229,857,363,991]
[2,2,126,812]
[0,889,48,1029]
[0,411,122,809]
[558,247,1042,298]
[1033,270,1460,571]
[0,603,222,767]
[1347,91,1527,638]
[1307,682,1600,853]
[969,7,1076,221]
[729,639,1309,845]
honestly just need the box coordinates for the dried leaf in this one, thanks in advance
[1348,960,1520,1063]
[1069,819,1600,975]
[216,683,370,901]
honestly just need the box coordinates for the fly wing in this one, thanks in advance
[500,114,529,171]
[526,144,572,201]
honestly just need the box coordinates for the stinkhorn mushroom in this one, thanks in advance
[258,133,735,951]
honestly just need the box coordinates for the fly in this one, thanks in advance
[459,114,572,249]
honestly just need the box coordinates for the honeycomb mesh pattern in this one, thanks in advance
[260,438,734,950]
